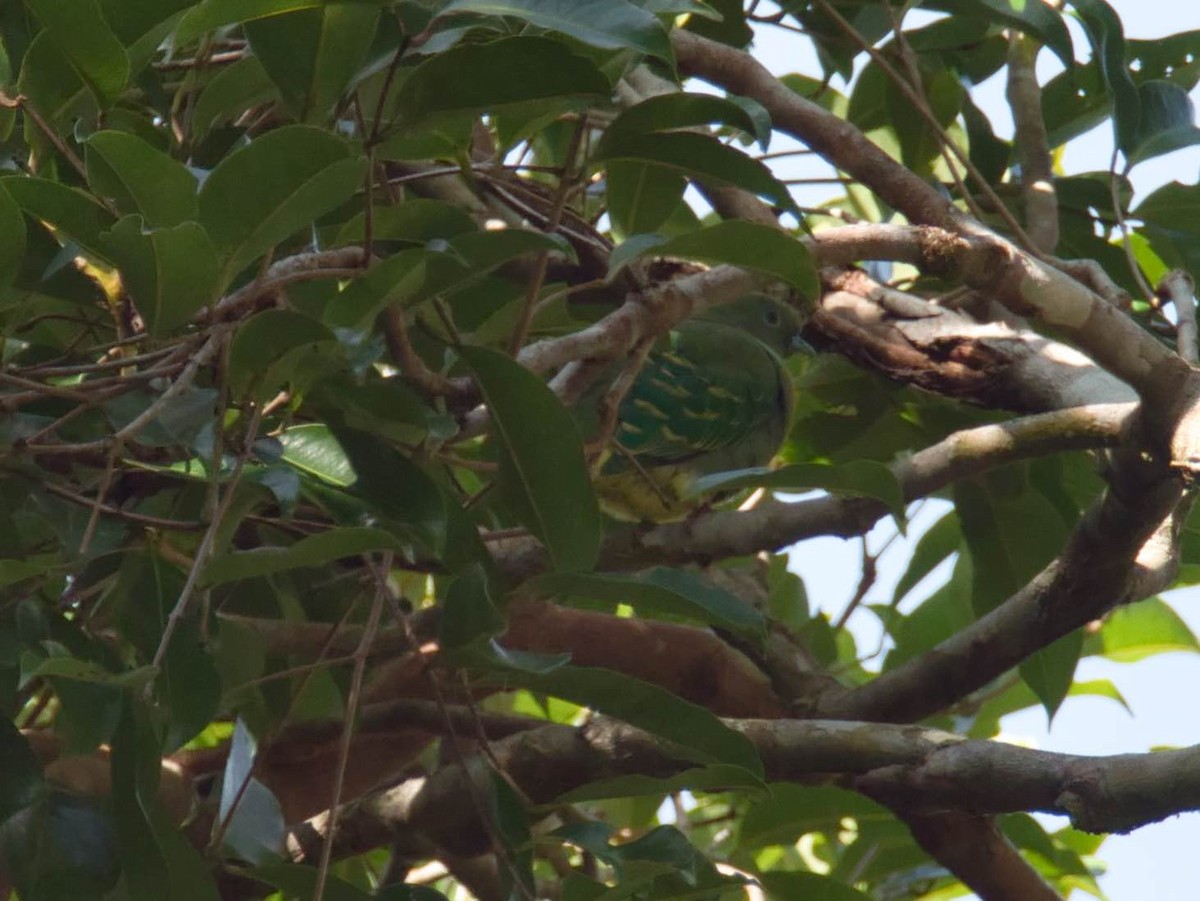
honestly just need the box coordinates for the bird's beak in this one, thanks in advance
[790,334,814,355]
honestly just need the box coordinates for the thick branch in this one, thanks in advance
[288,715,1200,863]
[822,464,1182,723]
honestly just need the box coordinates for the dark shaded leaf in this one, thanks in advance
[483,666,762,775]
[460,345,601,573]
[439,0,672,62]
[198,125,366,284]
[101,216,220,334]
[609,221,818,297]
[24,0,128,106]
[530,567,765,639]
[86,130,198,227]
[393,36,609,129]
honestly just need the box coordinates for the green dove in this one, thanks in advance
[578,295,808,522]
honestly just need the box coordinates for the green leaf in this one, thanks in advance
[245,4,380,123]
[0,182,26,289]
[885,554,974,670]
[609,221,818,297]
[279,423,359,487]
[606,92,773,150]
[460,345,602,573]
[606,160,687,237]
[1070,0,1140,154]
[198,124,366,284]
[394,36,609,128]
[189,56,277,137]
[227,308,339,400]
[111,698,220,901]
[1125,80,1200,168]
[331,428,451,558]
[1084,597,1200,662]
[176,0,387,44]
[891,509,961,604]
[926,0,1073,69]
[438,0,672,62]
[202,526,403,587]
[760,872,872,901]
[86,131,198,227]
[333,198,480,247]
[24,0,129,107]
[593,131,796,213]
[101,216,221,334]
[954,472,1068,616]
[737,784,889,849]
[556,764,765,802]
[693,461,905,519]
[484,666,762,775]
[2,175,117,260]
[252,863,376,901]
[1020,631,1083,723]
[529,568,765,639]
[439,564,506,651]
[323,248,426,329]
[955,471,1073,715]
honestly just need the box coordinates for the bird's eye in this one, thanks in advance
[764,309,780,326]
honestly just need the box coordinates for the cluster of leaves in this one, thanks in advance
[0,0,1199,900]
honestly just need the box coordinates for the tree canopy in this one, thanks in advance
[2,1,1200,899]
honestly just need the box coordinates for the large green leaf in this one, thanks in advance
[86,130,199,227]
[23,0,128,107]
[609,221,818,298]
[606,160,688,238]
[176,0,388,44]
[954,471,1075,716]
[202,526,404,586]
[110,698,219,901]
[1124,80,1200,168]
[245,4,379,123]
[606,92,772,150]
[101,216,221,334]
[227,308,339,400]
[197,125,366,284]
[0,182,26,289]
[925,0,1073,69]
[393,36,610,128]
[2,175,116,260]
[460,345,601,573]
[891,510,961,605]
[486,666,763,775]
[189,55,276,136]
[530,568,766,639]
[1069,0,1141,154]
[1083,597,1200,662]
[593,131,796,212]
[438,0,672,62]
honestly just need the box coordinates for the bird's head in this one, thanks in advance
[695,294,810,358]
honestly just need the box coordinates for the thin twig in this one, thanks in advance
[313,552,392,901]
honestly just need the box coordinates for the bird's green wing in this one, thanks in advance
[608,318,793,475]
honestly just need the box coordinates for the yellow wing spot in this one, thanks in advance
[706,384,740,401]
[659,425,690,445]
[619,420,643,435]
[681,406,721,421]
[632,398,670,420]
[649,376,690,398]
[660,351,697,370]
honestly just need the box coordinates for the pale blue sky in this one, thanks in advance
[748,2,1200,898]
